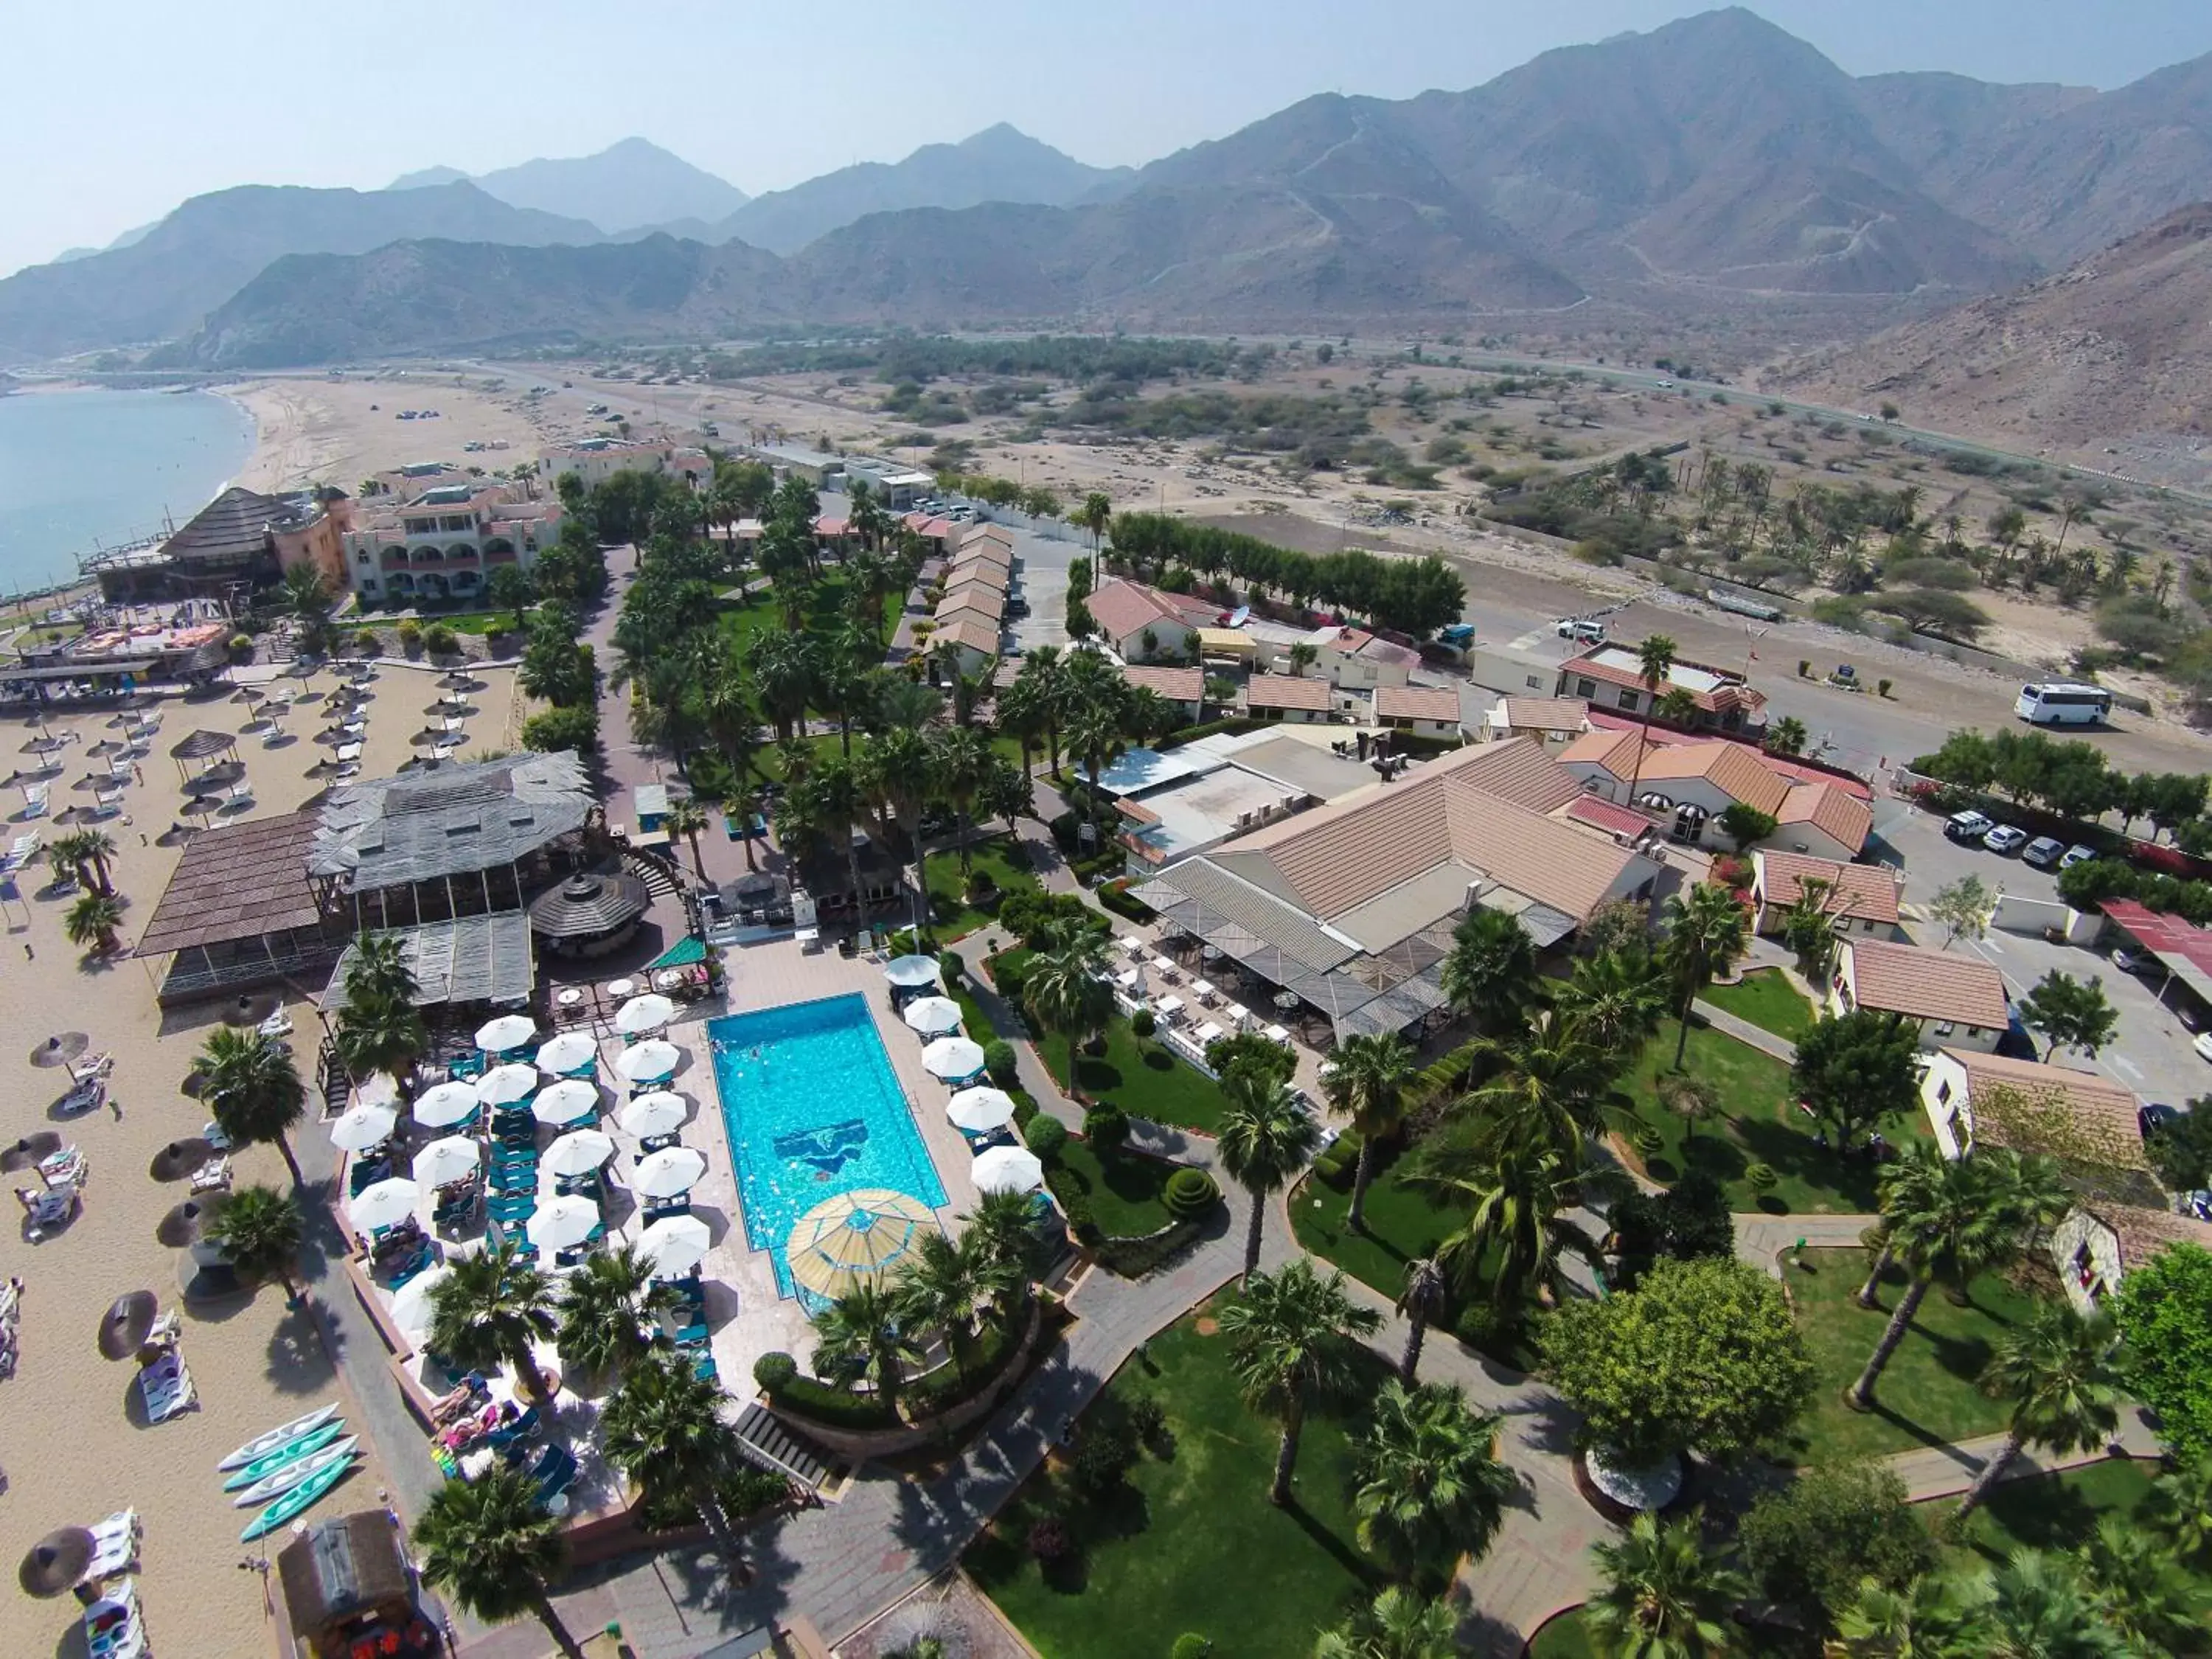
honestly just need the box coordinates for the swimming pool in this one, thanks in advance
[709,994,948,1296]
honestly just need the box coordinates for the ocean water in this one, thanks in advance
[709,993,948,1297]
[0,389,254,594]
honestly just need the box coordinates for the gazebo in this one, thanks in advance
[167,728,239,785]
[528,870,653,958]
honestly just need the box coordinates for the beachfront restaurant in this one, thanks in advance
[133,808,347,1005]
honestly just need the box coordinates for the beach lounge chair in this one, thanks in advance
[83,1510,141,1579]
[18,1183,77,1238]
[692,1353,719,1385]
[189,1156,232,1194]
[524,1442,579,1508]
[55,1076,105,1117]
[201,1119,232,1152]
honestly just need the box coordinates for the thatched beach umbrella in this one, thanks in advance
[148,1138,217,1183]
[18,1528,94,1597]
[1,1131,62,1172]
[96,1291,159,1360]
[28,1032,87,1069]
[155,1198,217,1248]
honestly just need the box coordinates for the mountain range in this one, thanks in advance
[14,9,2212,370]
[390,138,750,235]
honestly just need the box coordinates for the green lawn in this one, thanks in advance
[1290,1154,1538,1371]
[1959,1457,2158,1565]
[715,576,900,657]
[925,835,1043,941]
[1703,969,1817,1043]
[1050,1138,1176,1238]
[1619,1020,1921,1214]
[1778,1248,2045,1464]
[1034,1020,1237,1137]
[967,1301,1394,1658]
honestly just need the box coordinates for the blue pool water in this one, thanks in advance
[709,994,948,1296]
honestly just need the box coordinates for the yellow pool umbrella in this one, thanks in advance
[785,1189,936,1300]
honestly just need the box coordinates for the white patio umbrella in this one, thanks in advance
[476,1014,538,1054]
[945,1086,1018,1135]
[355,1072,403,1108]
[920,1035,987,1081]
[614,994,675,1036]
[972,1144,1046,1194]
[477,1063,539,1105]
[327,1102,397,1154]
[411,1080,481,1130]
[543,1128,616,1177]
[614,1040,681,1084]
[632,1146,707,1199]
[900,996,964,1036]
[349,1177,422,1232]
[617,1091,688,1138]
[533,1032,598,1074]
[883,954,939,989]
[530,1079,601,1126]
[638,1214,711,1277]
[410,1136,481,1188]
[388,1265,451,1336]
[525,1195,602,1252]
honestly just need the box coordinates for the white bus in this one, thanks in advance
[2015,682,2113,726]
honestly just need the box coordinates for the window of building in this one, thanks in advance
[1575,677,1596,698]
[1964,1026,1981,1039]
[1524,674,1543,691]
[1617,688,1639,709]
[1935,1079,1952,1105]
[1934,1020,1956,1037]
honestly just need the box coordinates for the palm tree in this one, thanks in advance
[961,1187,1043,1307]
[425,1239,559,1401]
[1220,1260,1382,1505]
[1439,908,1534,1034]
[1065,697,1131,846]
[202,1183,305,1299]
[1952,1304,2121,1522]
[1659,883,1749,1069]
[786,751,875,922]
[197,1026,307,1184]
[1409,1136,1607,1313]
[1020,925,1115,1059]
[555,1245,681,1389]
[931,725,995,874]
[1981,1550,2129,1659]
[58,828,117,894]
[64,891,125,956]
[282,562,338,656]
[1395,1257,1449,1385]
[1549,945,1669,1052]
[599,1350,756,1579]
[993,675,1048,776]
[1454,1009,1619,1164]
[1071,491,1112,552]
[1851,1151,2026,1410]
[1835,1570,1990,1658]
[334,992,428,1094]
[1353,1380,1515,1581]
[1217,1071,1321,1280]
[810,1281,925,1415]
[860,726,939,930]
[1622,633,1677,801]
[1324,1032,1417,1234]
[661,796,712,883]
[894,1228,1018,1371]
[1312,1587,1460,1659]
[2077,1514,2207,1654]
[344,931,418,1006]
[1857,1144,1947,1307]
[414,1461,584,1659]
[2143,1455,2212,1565]
[1287,641,1321,678]
[1585,1510,1749,1659]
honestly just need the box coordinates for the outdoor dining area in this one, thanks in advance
[1110,930,1304,1054]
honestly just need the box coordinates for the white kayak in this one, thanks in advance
[232,1439,358,1508]
[217,1401,341,1471]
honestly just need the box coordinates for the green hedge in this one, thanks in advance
[1098,877,1155,921]
[768,1375,899,1430]
[1311,1129,1363,1190]
[1094,1220,1202,1279]
[1156,716,1268,751]
[1164,1166,1220,1220]
[907,1315,1023,1416]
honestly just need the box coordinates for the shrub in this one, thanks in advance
[422,624,462,658]
[1023,1113,1068,1164]
[1084,1103,1130,1153]
[1632,1124,1666,1158]
[1311,1129,1363,1190]
[938,951,965,988]
[1068,1419,1139,1498]
[983,1039,1018,1087]
[522,703,600,757]
[1097,877,1155,921]
[1171,1638,1212,1659]
[989,953,1029,1004]
[768,1373,899,1430]
[1130,1007,1156,1038]
[1026,1515,1074,1563]
[227,633,254,658]
[1744,1163,1778,1194]
[753,1351,798,1393]
[397,619,425,653]
[1127,1394,1169,1442]
[1061,1194,1099,1245]
[1163,1166,1220,1220]
[354,627,382,654]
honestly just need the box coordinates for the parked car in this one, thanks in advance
[1945,810,1994,843]
[2114,947,2149,974]
[2140,1102,2183,1142]
[2196,1031,2212,1065]
[1555,618,1607,644]
[2059,844,2097,870]
[2021,836,2066,869]
[1982,824,2028,855]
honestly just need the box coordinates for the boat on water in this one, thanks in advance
[221,1422,347,1492]
[218,1402,341,1471]
[232,1439,357,1508]
[242,1456,353,1542]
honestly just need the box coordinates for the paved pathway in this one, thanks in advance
[1689,997,1799,1064]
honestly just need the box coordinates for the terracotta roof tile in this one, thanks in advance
[1121,664,1204,703]
[1950,1050,2146,1172]
[1562,796,1666,839]
[1848,940,2009,1028]
[934,588,1005,625]
[1374,684,1462,724]
[1246,674,1332,712]
[1778,781,1873,854]
[1753,851,1900,925]
[2098,1203,2212,1267]
[1087,579,1205,643]
[1635,742,1792,815]
[1500,697,1590,734]
[932,616,1001,654]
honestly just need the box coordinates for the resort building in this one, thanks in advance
[1298,625,1419,690]
[841,456,936,507]
[1096,726,1376,868]
[1748,850,1903,939]
[340,481,566,604]
[1918,1047,2146,1170]
[1117,664,1206,724]
[1832,938,2008,1052]
[134,807,343,1005]
[1085,579,1216,662]
[1482,696,1592,747]
[1559,727,1872,858]
[1131,739,1667,1041]
[1245,673,1335,724]
[1371,684,1465,740]
[1556,643,1767,734]
[85,484,349,604]
[745,440,846,485]
[537,438,712,493]
[2049,1203,2212,1313]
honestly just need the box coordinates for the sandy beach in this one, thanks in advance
[226,374,567,496]
[0,663,517,1659]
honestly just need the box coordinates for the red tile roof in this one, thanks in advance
[1949,1050,2145,1171]
[1088,580,1206,644]
[1778,781,1873,854]
[1374,684,1462,724]
[1121,664,1204,703]
[1848,939,2008,1028]
[1753,851,1900,925]
[1562,796,1666,839]
[1246,674,1332,712]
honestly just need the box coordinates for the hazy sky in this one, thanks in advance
[7,0,2209,279]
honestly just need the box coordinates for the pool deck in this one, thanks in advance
[691,936,983,1392]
